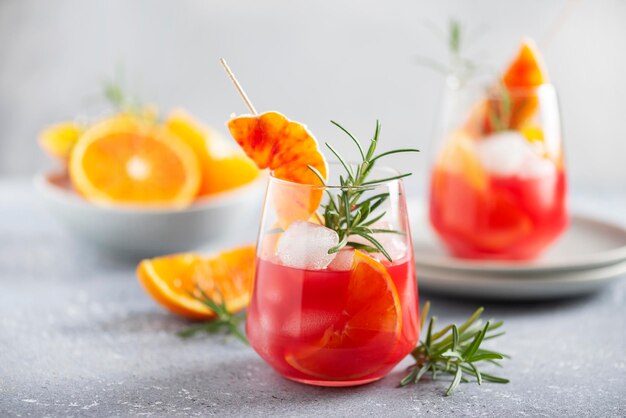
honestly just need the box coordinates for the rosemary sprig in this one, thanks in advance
[103,79,158,122]
[104,81,142,113]
[308,121,419,261]
[417,20,515,133]
[400,301,509,396]
[177,288,248,345]
[415,19,490,87]
[487,81,512,132]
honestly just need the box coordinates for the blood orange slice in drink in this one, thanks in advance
[285,251,401,380]
[227,111,327,226]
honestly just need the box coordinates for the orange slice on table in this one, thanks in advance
[166,110,260,196]
[285,251,402,380]
[466,39,549,137]
[39,122,83,161]
[69,115,201,208]
[227,111,327,227]
[137,245,255,320]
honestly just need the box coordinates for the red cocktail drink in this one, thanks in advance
[247,254,419,386]
[430,164,567,260]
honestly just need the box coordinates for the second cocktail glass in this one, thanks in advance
[429,82,568,260]
[247,166,420,386]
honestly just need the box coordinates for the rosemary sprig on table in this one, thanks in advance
[308,120,419,261]
[177,289,248,344]
[400,301,509,396]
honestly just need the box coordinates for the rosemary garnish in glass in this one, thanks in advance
[415,19,492,88]
[308,120,419,261]
[400,301,509,395]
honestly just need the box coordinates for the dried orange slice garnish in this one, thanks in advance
[227,111,327,226]
[466,39,549,137]
[166,110,260,196]
[285,251,401,380]
[502,39,548,89]
[69,115,201,208]
[137,245,255,320]
[39,122,83,161]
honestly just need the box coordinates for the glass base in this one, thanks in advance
[284,374,384,387]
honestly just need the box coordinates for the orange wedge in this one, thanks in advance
[137,245,255,320]
[285,251,401,380]
[466,39,549,137]
[166,110,260,196]
[435,130,486,191]
[227,111,327,226]
[39,122,83,161]
[69,115,201,208]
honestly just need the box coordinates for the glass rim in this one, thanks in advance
[268,162,404,190]
[450,79,557,97]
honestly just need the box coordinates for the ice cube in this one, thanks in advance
[327,248,355,271]
[277,221,339,270]
[474,131,533,176]
[519,156,556,178]
[375,234,408,261]
[349,221,408,262]
[474,131,556,178]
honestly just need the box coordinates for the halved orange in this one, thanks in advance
[69,115,201,208]
[285,251,402,380]
[227,111,327,226]
[166,110,260,196]
[39,122,83,161]
[466,39,549,136]
[137,245,255,320]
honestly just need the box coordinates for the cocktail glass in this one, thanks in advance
[429,81,568,260]
[247,166,420,386]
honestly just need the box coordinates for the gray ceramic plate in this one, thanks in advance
[408,201,626,299]
[415,260,626,299]
[410,210,626,274]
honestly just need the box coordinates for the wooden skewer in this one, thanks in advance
[220,58,325,222]
[219,58,258,115]
[540,0,582,48]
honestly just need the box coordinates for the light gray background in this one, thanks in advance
[1,0,625,190]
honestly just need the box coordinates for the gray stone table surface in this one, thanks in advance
[1,179,625,417]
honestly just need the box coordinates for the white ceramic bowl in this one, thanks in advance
[34,172,265,258]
